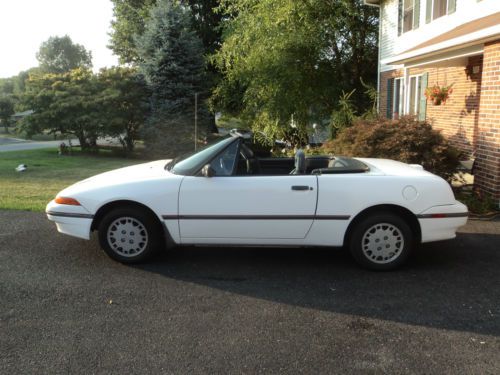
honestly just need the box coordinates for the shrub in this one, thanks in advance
[330,90,356,139]
[323,116,463,182]
[455,189,497,215]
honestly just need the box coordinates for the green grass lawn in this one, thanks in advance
[0,148,145,212]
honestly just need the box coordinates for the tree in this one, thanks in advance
[213,0,378,143]
[0,79,15,96]
[98,67,150,152]
[109,0,157,64]
[137,0,206,113]
[109,0,222,64]
[136,0,208,155]
[21,68,150,153]
[0,96,15,133]
[109,0,223,133]
[13,68,41,97]
[184,0,223,56]
[22,69,101,149]
[36,35,92,74]
[0,68,42,114]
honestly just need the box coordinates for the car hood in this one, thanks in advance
[61,160,173,195]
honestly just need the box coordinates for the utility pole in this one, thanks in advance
[194,93,198,151]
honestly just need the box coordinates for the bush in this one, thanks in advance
[455,189,497,215]
[323,116,463,182]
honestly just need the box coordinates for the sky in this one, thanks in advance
[0,0,119,78]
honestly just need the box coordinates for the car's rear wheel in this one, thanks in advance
[98,207,162,263]
[349,212,413,271]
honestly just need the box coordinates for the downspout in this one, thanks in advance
[403,66,409,115]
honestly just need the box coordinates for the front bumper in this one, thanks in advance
[417,201,468,243]
[46,200,94,240]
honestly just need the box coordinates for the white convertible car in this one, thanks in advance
[46,135,468,270]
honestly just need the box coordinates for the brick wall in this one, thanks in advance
[379,57,482,157]
[411,56,482,157]
[475,40,500,200]
[379,51,500,201]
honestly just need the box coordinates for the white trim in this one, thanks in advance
[404,44,484,68]
[381,63,405,73]
[403,67,409,114]
[382,23,500,65]
[405,74,422,116]
[377,4,382,112]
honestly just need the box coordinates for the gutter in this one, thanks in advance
[382,24,500,66]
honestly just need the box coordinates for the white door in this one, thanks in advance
[178,175,318,240]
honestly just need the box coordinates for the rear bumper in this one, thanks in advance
[417,202,468,243]
[46,200,93,240]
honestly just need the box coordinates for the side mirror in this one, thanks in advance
[201,164,215,177]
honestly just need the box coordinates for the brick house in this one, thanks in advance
[364,0,500,204]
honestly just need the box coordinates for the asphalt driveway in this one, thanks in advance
[0,138,73,152]
[1,210,499,374]
[0,137,120,152]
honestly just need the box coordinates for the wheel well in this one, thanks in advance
[343,204,421,246]
[91,200,162,232]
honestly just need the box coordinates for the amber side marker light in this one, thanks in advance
[55,197,81,206]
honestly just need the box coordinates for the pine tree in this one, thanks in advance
[136,0,208,156]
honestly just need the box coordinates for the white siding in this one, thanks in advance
[380,0,500,72]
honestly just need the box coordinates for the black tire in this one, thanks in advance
[349,212,414,271]
[98,207,163,263]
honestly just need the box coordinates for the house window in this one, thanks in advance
[387,74,428,121]
[433,0,447,19]
[393,78,404,119]
[426,0,456,23]
[398,0,420,35]
[408,75,422,116]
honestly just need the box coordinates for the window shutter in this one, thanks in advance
[418,73,428,121]
[387,78,394,119]
[426,0,432,23]
[414,0,420,29]
[448,0,457,14]
[398,0,403,36]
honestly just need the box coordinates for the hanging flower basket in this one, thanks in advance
[425,84,453,105]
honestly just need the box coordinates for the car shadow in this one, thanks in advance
[133,232,500,337]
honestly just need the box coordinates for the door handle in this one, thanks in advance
[291,185,312,191]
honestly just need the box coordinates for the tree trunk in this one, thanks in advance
[78,136,89,151]
[75,130,90,151]
[207,113,218,134]
[126,136,134,153]
[88,137,98,152]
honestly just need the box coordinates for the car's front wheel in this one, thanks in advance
[98,207,162,263]
[349,212,414,271]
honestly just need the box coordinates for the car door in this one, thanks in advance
[177,142,318,241]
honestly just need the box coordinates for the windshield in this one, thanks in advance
[168,137,237,175]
